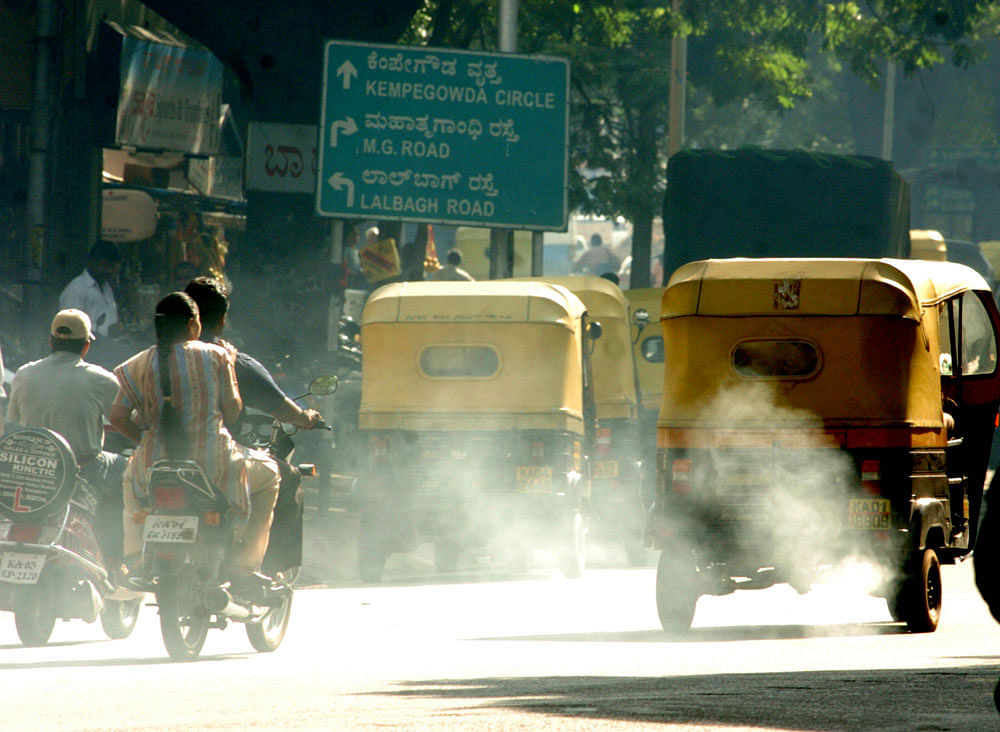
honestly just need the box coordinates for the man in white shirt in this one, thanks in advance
[58,240,121,338]
[429,249,475,282]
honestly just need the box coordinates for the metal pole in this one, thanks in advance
[26,0,58,333]
[881,59,896,161]
[667,0,687,158]
[327,219,344,352]
[490,0,519,279]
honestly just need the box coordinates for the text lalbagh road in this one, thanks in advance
[317,40,569,230]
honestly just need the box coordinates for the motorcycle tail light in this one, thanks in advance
[132,510,149,525]
[860,460,881,495]
[203,511,221,527]
[530,441,545,461]
[297,463,317,477]
[9,523,41,543]
[153,485,186,509]
[671,459,692,495]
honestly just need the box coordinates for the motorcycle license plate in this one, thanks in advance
[0,552,45,584]
[592,460,619,479]
[143,515,199,543]
[517,466,552,492]
[848,498,890,529]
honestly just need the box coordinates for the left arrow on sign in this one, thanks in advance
[336,60,358,90]
[327,172,355,207]
[329,117,358,148]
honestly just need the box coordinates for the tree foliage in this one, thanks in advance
[405,0,1000,283]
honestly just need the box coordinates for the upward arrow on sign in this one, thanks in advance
[336,60,358,90]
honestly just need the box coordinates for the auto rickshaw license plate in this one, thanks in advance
[517,466,552,492]
[848,498,890,529]
[0,552,45,584]
[143,515,199,543]
[592,460,619,479]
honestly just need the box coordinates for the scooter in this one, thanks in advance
[128,375,336,660]
[0,428,144,645]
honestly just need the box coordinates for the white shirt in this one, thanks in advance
[58,269,119,336]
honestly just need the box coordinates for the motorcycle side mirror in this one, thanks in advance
[309,374,340,396]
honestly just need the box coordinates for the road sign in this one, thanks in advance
[317,40,569,230]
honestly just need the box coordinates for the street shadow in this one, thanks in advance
[0,652,248,670]
[375,665,1000,731]
[479,621,907,643]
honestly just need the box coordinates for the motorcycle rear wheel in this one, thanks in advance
[157,575,210,660]
[14,581,56,646]
[100,597,142,640]
[246,589,293,652]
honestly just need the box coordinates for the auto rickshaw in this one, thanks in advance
[625,286,666,495]
[512,276,646,563]
[356,280,601,581]
[647,258,1000,633]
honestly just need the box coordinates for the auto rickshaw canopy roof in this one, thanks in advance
[363,280,586,328]
[512,276,638,419]
[662,258,991,322]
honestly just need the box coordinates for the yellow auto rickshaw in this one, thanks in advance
[647,258,1000,633]
[356,280,601,581]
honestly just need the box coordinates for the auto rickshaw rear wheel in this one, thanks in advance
[559,511,586,579]
[655,548,700,632]
[888,548,941,633]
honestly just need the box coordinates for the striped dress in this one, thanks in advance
[114,340,250,521]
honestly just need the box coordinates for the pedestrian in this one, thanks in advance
[572,233,620,276]
[108,292,281,592]
[429,249,475,281]
[59,240,122,338]
[6,309,128,566]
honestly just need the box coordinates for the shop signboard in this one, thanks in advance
[101,189,157,242]
[116,36,223,155]
[246,122,318,194]
[317,41,569,230]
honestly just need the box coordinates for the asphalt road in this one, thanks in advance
[1,539,999,731]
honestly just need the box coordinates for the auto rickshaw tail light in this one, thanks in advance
[530,441,545,461]
[373,438,389,458]
[203,511,221,527]
[132,510,149,525]
[596,427,611,456]
[860,460,881,495]
[672,459,692,495]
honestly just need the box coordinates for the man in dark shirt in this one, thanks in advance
[184,277,322,571]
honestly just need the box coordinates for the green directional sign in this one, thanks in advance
[317,40,569,230]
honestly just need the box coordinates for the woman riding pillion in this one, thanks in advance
[109,293,281,595]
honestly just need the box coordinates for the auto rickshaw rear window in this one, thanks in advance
[641,336,664,363]
[419,346,500,378]
[731,339,820,378]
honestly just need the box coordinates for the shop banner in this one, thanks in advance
[116,36,222,154]
[245,122,318,194]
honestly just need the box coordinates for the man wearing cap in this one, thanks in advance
[6,309,127,563]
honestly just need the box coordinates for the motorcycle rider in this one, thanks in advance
[182,276,323,570]
[5,309,128,566]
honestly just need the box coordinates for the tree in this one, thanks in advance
[406,0,1000,285]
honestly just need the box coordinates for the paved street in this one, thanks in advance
[1,532,999,731]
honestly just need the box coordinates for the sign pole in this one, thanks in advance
[490,0,520,279]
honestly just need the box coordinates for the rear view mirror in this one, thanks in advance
[633,308,650,330]
[309,374,340,396]
[588,321,603,340]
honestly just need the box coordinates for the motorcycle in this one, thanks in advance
[128,374,337,660]
[0,428,144,645]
